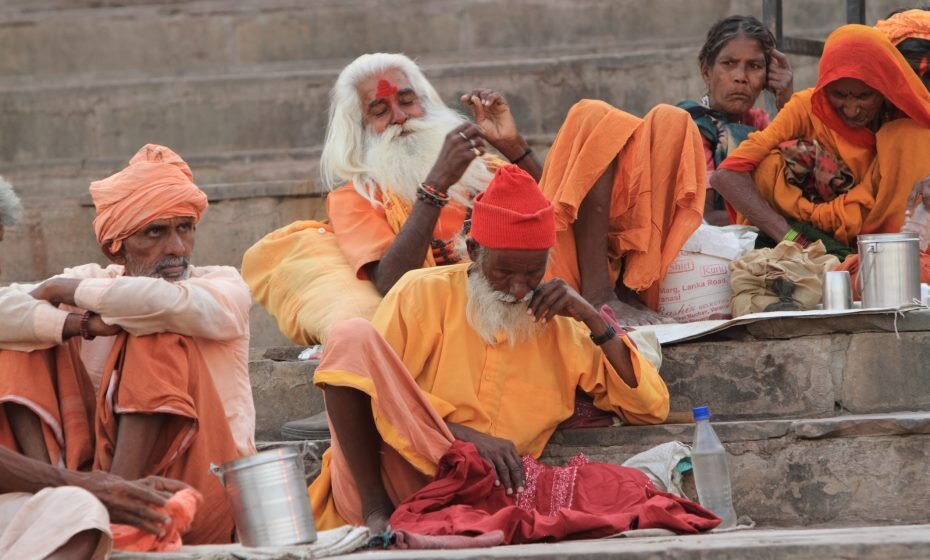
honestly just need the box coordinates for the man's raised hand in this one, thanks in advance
[461,88,521,155]
[424,123,486,193]
[527,278,598,324]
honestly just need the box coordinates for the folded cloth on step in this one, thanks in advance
[392,530,506,550]
[729,240,840,317]
[622,441,692,497]
[112,488,202,552]
[389,441,719,547]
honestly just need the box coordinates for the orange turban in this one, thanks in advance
[876,9,930,45]
[90,144,208,251]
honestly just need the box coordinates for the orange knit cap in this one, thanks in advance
[876,9,930,45]
[90,144,208,252]
[470,164,555,250]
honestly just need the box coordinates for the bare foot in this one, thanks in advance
[363,508,392,536]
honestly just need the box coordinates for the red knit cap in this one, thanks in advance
[470,164,555,250]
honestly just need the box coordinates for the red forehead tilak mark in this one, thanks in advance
[376,79,398,98]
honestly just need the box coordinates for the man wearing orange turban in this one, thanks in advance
[0,145,254,547]
[306,165,669,534]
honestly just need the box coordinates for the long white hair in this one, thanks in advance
[320,53,492,206]
[0,177,22,227]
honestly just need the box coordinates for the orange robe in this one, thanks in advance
[327,186,468,279]
[0,333,238,545]
[0,339,95,470]
[720,25,930,245]
[307,264,669,529]
[539,101,706,309]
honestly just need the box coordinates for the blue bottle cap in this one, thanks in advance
[692,406,711,421]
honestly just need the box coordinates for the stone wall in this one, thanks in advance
[0,0,906,285]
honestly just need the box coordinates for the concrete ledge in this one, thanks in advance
[334,524,930,560]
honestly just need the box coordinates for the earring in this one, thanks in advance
[701,94,711,108]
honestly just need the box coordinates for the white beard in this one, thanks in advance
[466,268,544,346]
[362,106,495,206]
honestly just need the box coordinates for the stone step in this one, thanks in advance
[0,178,328,284]
[0,45,828,172]
[249,354,322,442]
[338,524,930,560]
[544,411,930,528]
[0,0,873,82]
[243,313,930,431]
[660,311,930,420]
[256,413,930,543]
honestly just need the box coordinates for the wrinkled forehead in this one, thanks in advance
[356,67,416,108]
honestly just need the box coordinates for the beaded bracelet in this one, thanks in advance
[783,228,800,242]
[417,183,449,208]
[80,311,96,341]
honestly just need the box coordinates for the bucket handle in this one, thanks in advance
[209,463,225,486]
[855,243,879,298]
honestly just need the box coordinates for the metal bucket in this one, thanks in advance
[857,233,921,309]
[211,447,317,547]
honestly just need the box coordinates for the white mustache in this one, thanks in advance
[493,290,533,304]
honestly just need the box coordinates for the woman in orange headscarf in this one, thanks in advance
[711,24,930,256]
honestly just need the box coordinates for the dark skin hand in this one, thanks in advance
[766,50,794,110]
[29,278,124,338]
[710,169,791,241]
[446,422,525,495]
[461,88,543,182]
[527,277,639,389]
[366,122,487,294]
[0,445,190,536]
[73,471,190,536]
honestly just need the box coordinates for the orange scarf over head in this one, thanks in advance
[876,9,930,45]
[90,144,208,252]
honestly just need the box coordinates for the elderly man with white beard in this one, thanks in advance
[320,52,542,296]
[307,165,669,533]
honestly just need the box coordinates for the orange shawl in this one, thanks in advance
[540,101,705,307]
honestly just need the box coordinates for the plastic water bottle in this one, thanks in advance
[691,406,737,528]
[901,201,930,251]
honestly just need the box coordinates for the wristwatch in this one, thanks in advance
[590,325,617,346]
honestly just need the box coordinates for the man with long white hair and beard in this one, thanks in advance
[307,165,670,534]
[321,52,542,296]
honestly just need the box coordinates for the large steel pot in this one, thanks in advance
[857,233,920,309]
